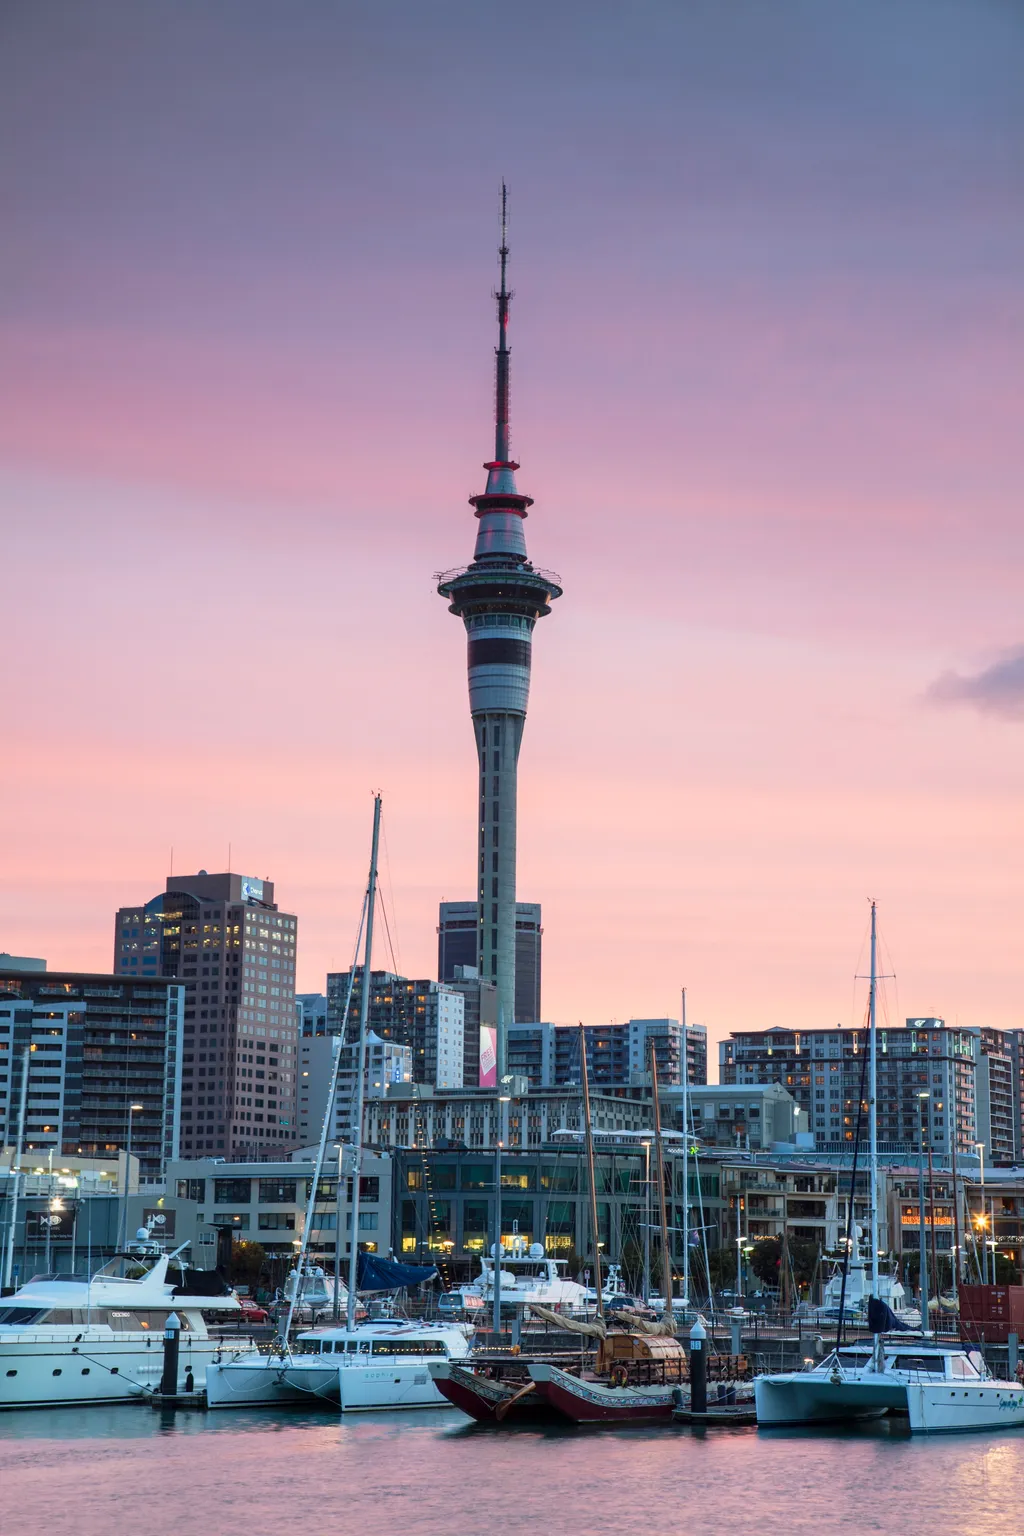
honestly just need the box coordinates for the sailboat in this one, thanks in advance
[525,1034,691,1425]
[208,797,469,1412]
[754,903,1024,1433]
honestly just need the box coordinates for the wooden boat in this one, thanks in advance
[428,1354,576,1422]
[528,1331,689,1424]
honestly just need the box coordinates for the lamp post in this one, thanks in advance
[917,1092,930,1330]
[641,1139,652,1303]
[492,1083,512,1337]
[976,1142,987,1285]
[120,1103,144,1250]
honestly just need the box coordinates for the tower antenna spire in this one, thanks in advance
[495,180,512,466]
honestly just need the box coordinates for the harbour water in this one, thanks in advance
[2,1407,1023,1536]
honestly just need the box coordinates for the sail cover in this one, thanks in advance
[356,1251,438,1291]
[867,1296,912,1333]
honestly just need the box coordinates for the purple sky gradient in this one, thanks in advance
[2,2,1023,1048]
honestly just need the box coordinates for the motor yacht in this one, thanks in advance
[206,1318,471,1410]
[0,1231,249,1408]
[463,1236,591,1312]
[755,1337,1024,1432]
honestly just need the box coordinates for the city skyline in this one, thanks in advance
[2,3,1023,1053]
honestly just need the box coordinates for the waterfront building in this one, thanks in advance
[114,872,299,1160]
[667,1083,809,1152]
[365,1083,652,1152]
[436,192,563,1067]
[438,900,542,1024]
[164,1149,394,1270]
[0,967,183,1180]
[970,1025,1020,1166]
[718,1159,853,1255]
[720,1019,979,1160]
[392,1143,725,1281]
[325,969,465,1088]
[0,954,46,972]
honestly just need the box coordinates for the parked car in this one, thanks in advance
[238,1297,269,1323]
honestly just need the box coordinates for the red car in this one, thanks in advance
[237,1297,269,1323]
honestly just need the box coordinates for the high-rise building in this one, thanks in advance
[505,1019,697,1091]
[443,965,497,1089]
[436,190,562,1068]
[0,967,183,1179]
[438,900,542,1023]
[296,992,329,1036]
[720,1019,979,1159]
[114,872,299,1160]
[325,969,465,1089]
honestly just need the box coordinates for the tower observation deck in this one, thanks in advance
[436,187,562,1074]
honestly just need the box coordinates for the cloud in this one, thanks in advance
[927,647,1024,720]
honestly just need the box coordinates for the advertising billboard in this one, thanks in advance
[479,1025,497,1089]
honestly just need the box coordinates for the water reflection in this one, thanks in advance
[2,1407,1024,1536]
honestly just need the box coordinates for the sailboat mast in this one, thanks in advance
[868,899,880,1298]
[579,1023,604,1322]
[346,794,383,1333]
[650,1041,674,1325]
[681,986,689,1303]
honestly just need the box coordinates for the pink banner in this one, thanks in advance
[479,1025,497,1088]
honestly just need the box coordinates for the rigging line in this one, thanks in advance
[379,810,402,976]
[376,880,399,978]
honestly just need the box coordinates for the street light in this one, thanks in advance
[976,1141,988,1285]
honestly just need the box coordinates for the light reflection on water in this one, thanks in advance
[2,1406,1024,1536]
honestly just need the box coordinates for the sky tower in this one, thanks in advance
[437,188,563,1073]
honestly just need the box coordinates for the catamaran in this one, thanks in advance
[208,795,453,1412]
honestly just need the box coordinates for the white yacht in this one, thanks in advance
[756,1338,1024,1433]
[464,1236,591,1312]
[0,1233,249,1408]
[206,1318,471,1410]
[803,1227,920,1329]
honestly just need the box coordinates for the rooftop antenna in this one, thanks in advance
[494,180,512,468]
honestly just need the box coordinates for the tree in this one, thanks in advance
[229,1240,266,1290]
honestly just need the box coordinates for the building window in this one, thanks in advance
[175,1179,205,1202]
[210,1213,250,1230]
[214,1179,251,1204]
[258,1213,296,1231]
[258,1179,296,1204]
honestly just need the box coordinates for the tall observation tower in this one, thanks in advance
[437,188,563,1074]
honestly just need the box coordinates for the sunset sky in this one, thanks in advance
[2,2,1023,1056]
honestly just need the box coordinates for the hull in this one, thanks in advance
[755,1372,905,1427]
[0,1333,236,1409]
[206,1356,329,1408]
[906,1381,1024,1434]
[527,1362,682,1425]
[209,1356,454,1412]
[428,1360,561,1423]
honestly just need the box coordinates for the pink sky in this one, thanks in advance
[2,3,1023,1062]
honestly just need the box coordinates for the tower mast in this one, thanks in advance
[437,188,563,1071]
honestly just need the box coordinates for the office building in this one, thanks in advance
[436,193,563,1066]
[296,1031,415,1145]
[438,900,542,1024]
[442,965,497,1090]
[0,968,183,1179]
[114,871,299,1160]
[165,1149,395,1267]
[392,1142,725,1281]
[296,992,329,1036]
[325,969,465,1089]
[366,1082,652,1152]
